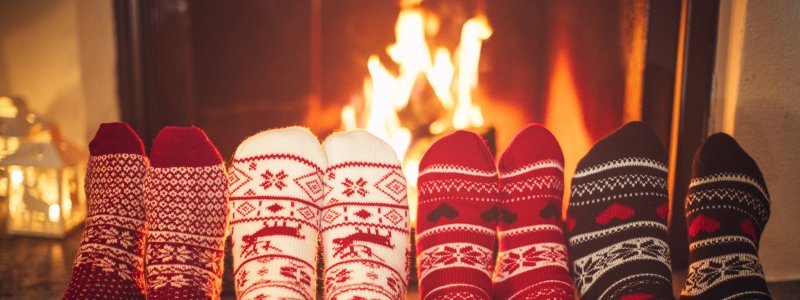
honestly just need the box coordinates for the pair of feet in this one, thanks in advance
[64,124,411,300]
[228,128,409,300]
[416,122,771,300]
[63,124,228,300]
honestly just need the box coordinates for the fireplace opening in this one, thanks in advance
[115,0,710,298]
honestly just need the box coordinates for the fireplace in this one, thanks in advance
[115,0,719,297]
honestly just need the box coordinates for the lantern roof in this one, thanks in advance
[0,140,86,168]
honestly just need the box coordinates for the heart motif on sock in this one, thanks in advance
[595,203,635,225]
[429,202,459,223]
[566,215,576,232]
[499,208,517,224]
[741,219,757,241]
[656,201,669,219]
[480,205,499,223]
[540,202,561,221]
[620,294,653,300]
[688,214,720,237]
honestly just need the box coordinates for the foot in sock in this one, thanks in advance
[415,130,499,300]
[144,127,229,299]
[321,130,409,300]
[565,122,674,300]
[494,124,575,299]
[680,133,771,299]
[63,123,148,300]
[228,127,326,300]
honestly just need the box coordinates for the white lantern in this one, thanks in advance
[1,139,87,238]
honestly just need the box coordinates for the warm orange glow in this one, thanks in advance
[454,16,491,129]
[339,2,491,225]
[544,48,593,220]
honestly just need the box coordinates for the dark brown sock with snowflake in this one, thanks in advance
[680,133,771,300]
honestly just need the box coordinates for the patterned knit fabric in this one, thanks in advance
[228,127,326,300]
[63,123,148,300]
[565,122,674,300]
[143,127,229,300]
[415,130,499,300]
[494,124,575,300]
[680,133,771,300]
[320,130,410,300]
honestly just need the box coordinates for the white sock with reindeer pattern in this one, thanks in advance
[321,130,410,300]
[228,127,328,300]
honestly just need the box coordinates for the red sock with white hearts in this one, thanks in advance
[63,123,148,300]
[415,131,499,300]
[143,127,229,300]
[494,124,575,299]
[228,127,326,300]
[321,130,410,300]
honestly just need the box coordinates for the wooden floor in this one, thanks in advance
[2,227,797,300]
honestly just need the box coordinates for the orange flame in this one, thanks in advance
[340,3,491,224]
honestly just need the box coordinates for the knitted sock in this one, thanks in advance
[63,123,148,300]
[228,127,326,300]
[320,130,410,300]
[143,127,229,299]
[680,133,771,300]
[565,122,673,300]
[494,124,575,300]
[415,130,499,300]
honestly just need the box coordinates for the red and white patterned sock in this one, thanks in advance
[493,124,575,299]
[63,123,148,300]
[415,130,499,300]
[143,127,229,300]
[228,127,327,300]
[320,130,410,300]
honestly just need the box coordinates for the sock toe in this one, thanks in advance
[235,126,326,168]
[576,121,666,172]
[420,130,495,172]
[150,126,222,168]
[693,133,767,189]
[498,123,563,174]
[89,122,145,156]
[322,130,400,165]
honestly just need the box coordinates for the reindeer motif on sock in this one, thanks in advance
[332,227,394,261]
[241,221,305,258]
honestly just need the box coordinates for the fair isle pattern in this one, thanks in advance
[492,243,568,282]
[570,174,667,197]
[573,238,671,295]
[500,175,563,194]
[682,253,765,296]
[499,159,564,178]
[418,243,494,282]
[689,235,757,252]
[686,188,769,222]
[569,191,668,207]
[228,154,324,300]
[419,164,498,177]
[568,221,668,246]
[509,281,576,300]
[496,224,562,239]
[597,273,673,300]
[63,154,147,300]
[322,162,409,300]
[572,157,668,179]
[689,173,769,201]
[144,165,228,300]
[416,223,495,241]
[418,179,500,195]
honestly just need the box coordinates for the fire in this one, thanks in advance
[340,2,492,225]
[544,43,593,220]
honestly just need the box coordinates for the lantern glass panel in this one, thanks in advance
[6,165,62,235]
